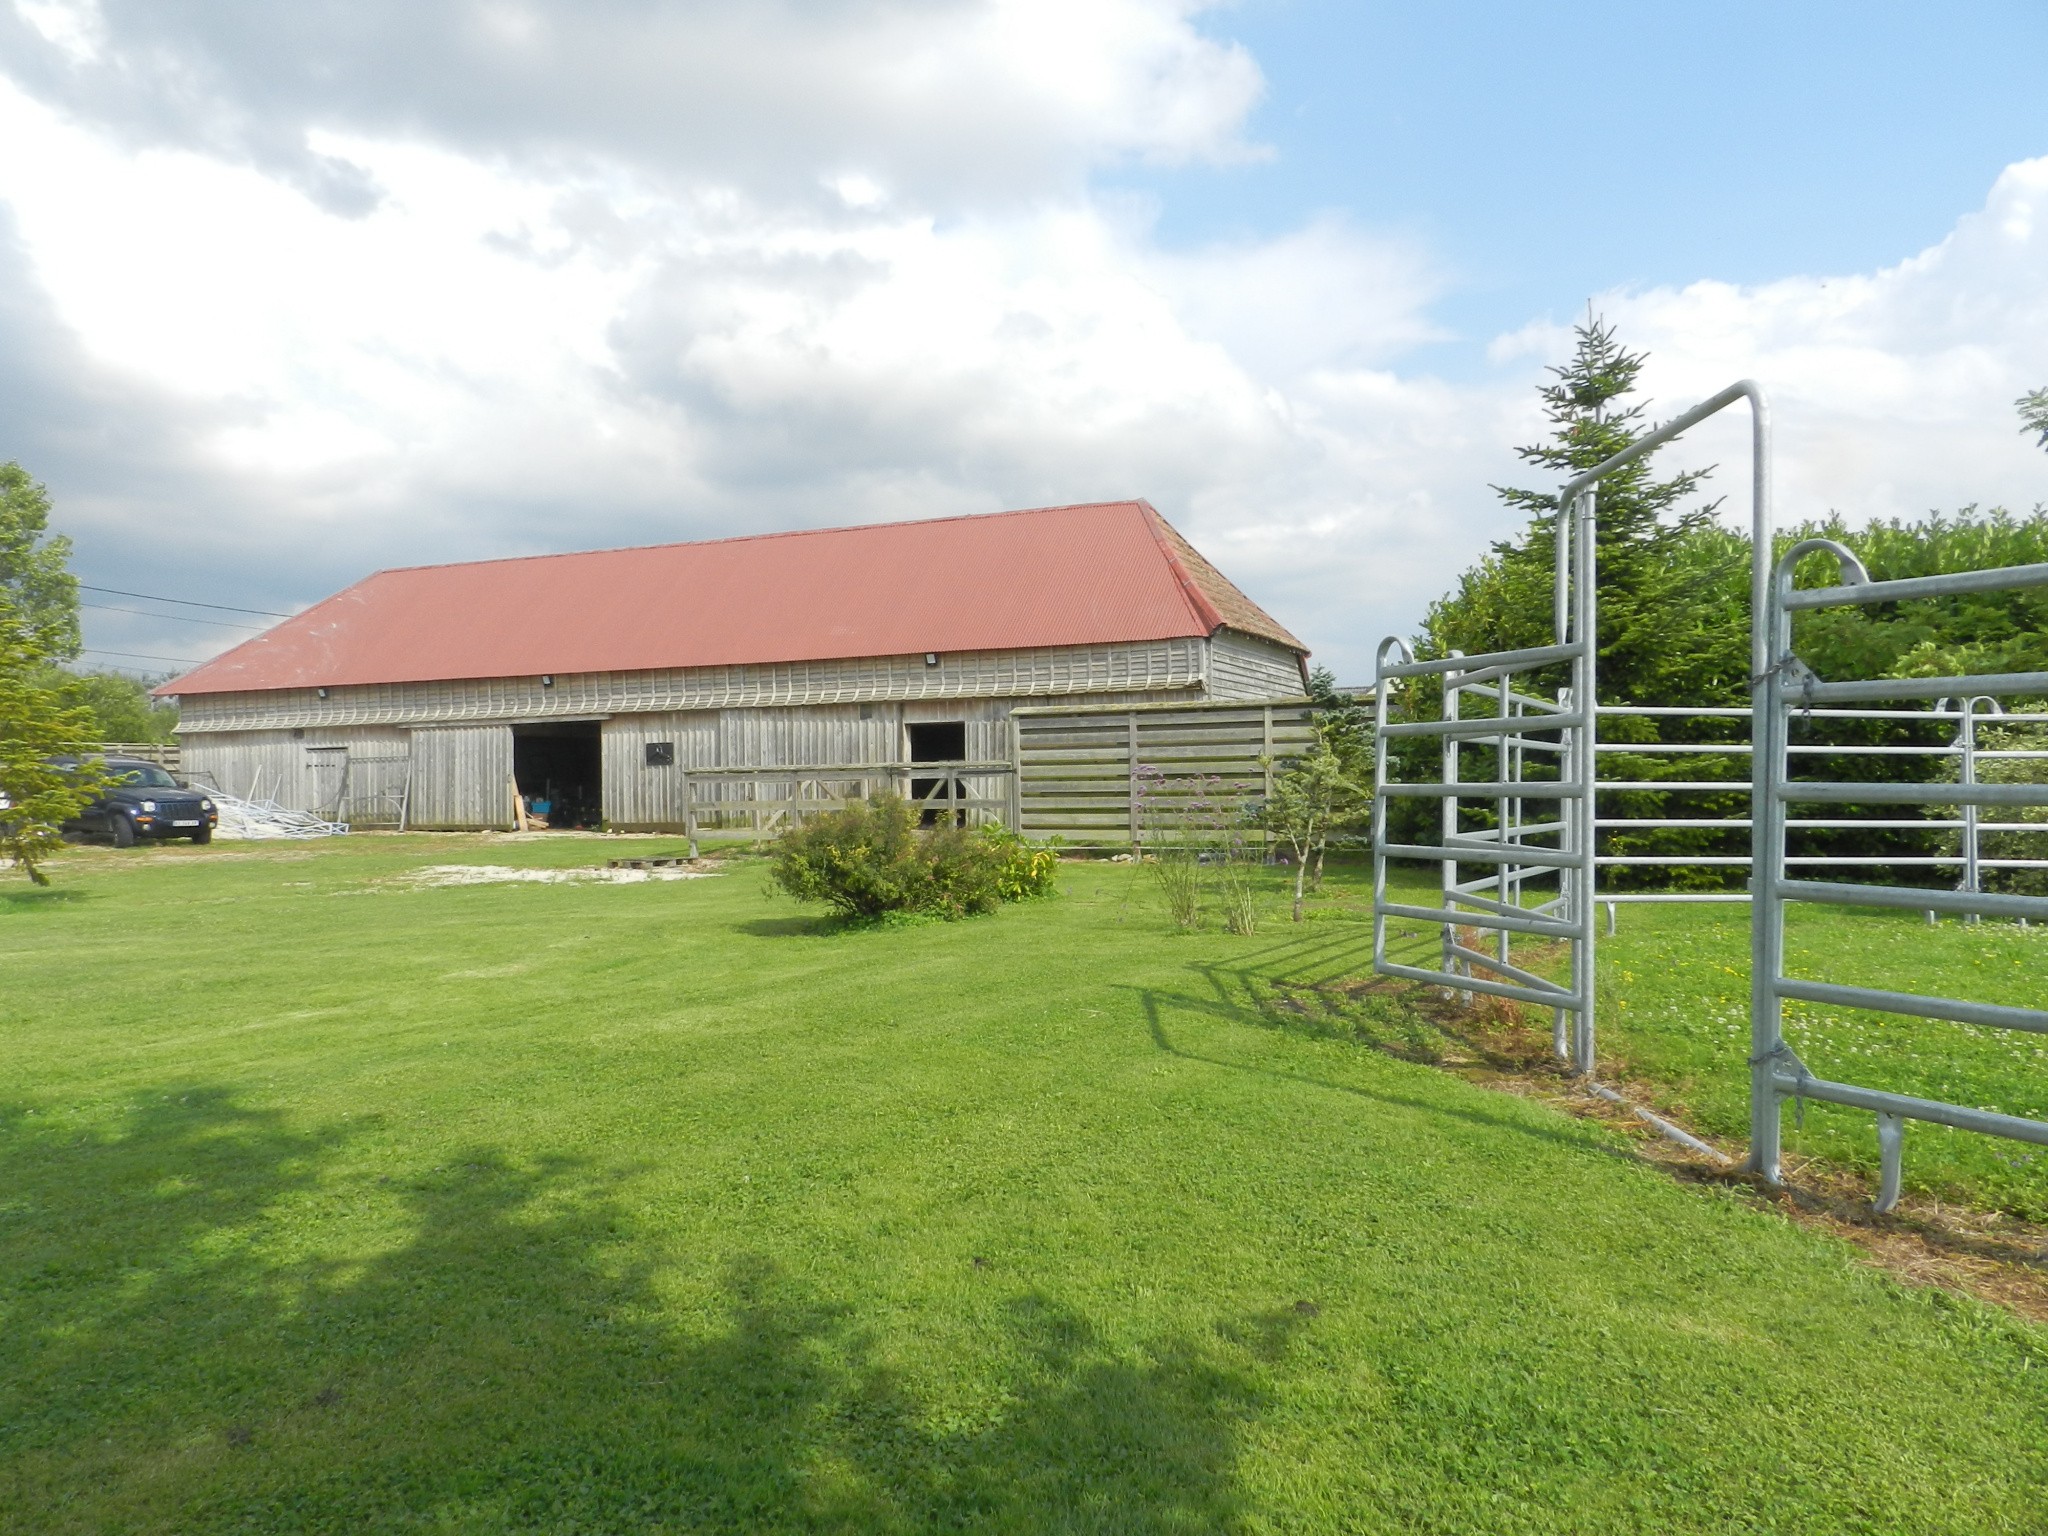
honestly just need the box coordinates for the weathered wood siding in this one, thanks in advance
[599,692,1203,830]
[409,725,515,830]
[176,637,1211,735]
[1014,699,1318,846]
[1208,628,1307,700]
[182,726,408,811]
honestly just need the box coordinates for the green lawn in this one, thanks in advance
[2,838,2045,1533]
[1376,866,2048,1218]
[1587,897,2048,1218]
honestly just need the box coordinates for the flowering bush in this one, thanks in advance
[769,795,1057,920]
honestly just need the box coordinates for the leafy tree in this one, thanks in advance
[0,591,107,885]
[36,667,181,744]
[0,462,80,661]
[1261,735,1369,921]
[2019,387,2048,451]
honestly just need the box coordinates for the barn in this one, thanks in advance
[159,500,1311,835]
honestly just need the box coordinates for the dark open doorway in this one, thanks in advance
[907,721,967,827]
[512,720,602,829]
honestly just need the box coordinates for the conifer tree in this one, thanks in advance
[1425,317,1748,707]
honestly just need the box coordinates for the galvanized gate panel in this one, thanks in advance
[1747,540,2048,1204]
[408,724,514,829]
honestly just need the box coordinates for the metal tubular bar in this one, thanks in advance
[1775,878,2048,922]
[1384,841,1581,868]
[1375,899,1579,939]
[1783,560,2048,609]
[1601,705,1980,720]
[1775,782,2048,807]
[1377,959,1584,1011]
[1766,1072,2048,1148]
[1379,712,1585,739]
[1443,884,1559,921]
[1380,641,1583,680]
[1795,671,2048,705]
[1774,978,2048,1035]
[1380,781,1587,799]
[1370,636,1414,982]
[1447,942,1570,996]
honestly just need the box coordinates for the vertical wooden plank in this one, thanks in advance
[1126,711,1139,846]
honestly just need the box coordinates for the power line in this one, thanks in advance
[77,584,292,619]
[78,646,208,667]
[81,601,266,632]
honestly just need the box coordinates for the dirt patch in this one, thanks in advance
[396,862,722,889]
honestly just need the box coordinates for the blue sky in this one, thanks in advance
[1133,0,2048,366]
[0,1,2044,679]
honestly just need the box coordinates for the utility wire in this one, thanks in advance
[81,601,266,632]
[79,646,209,667]
[77,583,292,619]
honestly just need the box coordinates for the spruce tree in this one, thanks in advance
[1425,317,1747,706]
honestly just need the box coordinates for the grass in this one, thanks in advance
[1374,866,2048,1220]
[0,836,2045,1533]
[1590,898,2048,1218]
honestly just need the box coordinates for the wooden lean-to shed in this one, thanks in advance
[157,500,1311,836]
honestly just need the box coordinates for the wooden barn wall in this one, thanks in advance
[1014,699,1318,846]
[409,725,514,830]
[181,726,408,813]
[1207,629,1308,700]
[176,637,1212,735]
[599,691,1212,831]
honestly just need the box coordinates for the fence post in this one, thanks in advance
[1007,714,1023,833]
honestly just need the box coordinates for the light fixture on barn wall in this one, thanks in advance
[316,687,329,699]
[924,653,939,667]
[541,675,555,688]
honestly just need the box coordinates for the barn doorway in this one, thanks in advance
[511,720,602,829]
[907,720,967,827]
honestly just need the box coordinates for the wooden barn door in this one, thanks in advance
[408,725,514,829]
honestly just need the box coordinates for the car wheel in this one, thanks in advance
[111,815,137,848]
[191,826,212,845]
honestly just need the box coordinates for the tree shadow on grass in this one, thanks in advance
[734,913,851,938]
[0,885,92,912]
[1123,972,1603,1158]
[0,1085,1281,1533]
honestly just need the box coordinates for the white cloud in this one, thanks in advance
[2,5,2044,687]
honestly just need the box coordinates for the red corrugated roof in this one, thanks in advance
[159,500,1304,696]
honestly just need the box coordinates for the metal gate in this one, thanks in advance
[1373,380,1771,1074]
[1747,538,2048,1205]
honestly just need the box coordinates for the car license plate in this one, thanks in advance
[172,819,200,827]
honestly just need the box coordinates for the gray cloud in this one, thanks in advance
[0,0,1262,214]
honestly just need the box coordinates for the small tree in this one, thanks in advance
[1262,734,1369,922]
[0,592,106,884]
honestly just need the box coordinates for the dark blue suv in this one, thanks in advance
[59,757,219,846]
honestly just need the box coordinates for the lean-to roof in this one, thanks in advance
[160,500,1304,697]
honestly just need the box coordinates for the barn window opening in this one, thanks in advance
[511,720,602,829]
[907,721,967,827]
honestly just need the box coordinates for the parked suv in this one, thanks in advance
[59,757,219,846]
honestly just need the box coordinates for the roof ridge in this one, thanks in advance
[1137,500,1226,635]
[1139,506,1308,655]
[357,500,1153,580]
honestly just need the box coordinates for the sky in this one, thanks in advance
[1,1,2045,685]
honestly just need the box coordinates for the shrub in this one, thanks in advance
[768,795,1057,920]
